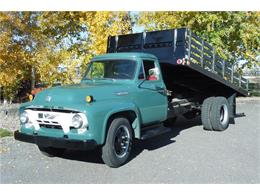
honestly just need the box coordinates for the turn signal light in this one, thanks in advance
[29,95,33,102]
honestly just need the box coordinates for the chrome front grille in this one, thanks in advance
[37,119,63,130]
[23,107,88,134]
[25,109,77,133]
[39,124,63,129]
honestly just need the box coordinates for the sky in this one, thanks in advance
[130,11,145,33]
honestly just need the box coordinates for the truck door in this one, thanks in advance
[136,59,168,124]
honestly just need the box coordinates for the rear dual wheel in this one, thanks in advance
[201,96,230,131]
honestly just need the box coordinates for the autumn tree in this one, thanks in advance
[0,12,37,100]
[1,11,258,101]
[0,11,132,101]
[36,11,132,84]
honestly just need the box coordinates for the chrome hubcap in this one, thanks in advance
[114,125,130,158]
[220,104,228,125]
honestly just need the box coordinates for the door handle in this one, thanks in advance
[157,89,165,93]
[155,86,167,94]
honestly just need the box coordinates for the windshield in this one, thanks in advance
[83,59,136,80]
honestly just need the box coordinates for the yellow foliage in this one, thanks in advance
[138,11,260,68]
[2,11,257,101]
[0,11,132,100]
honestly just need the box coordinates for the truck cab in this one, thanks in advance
[85,52,168,125]
[15,52,170,168]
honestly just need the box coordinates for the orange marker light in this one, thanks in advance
[86,95,93,103]
[29,95,33,102]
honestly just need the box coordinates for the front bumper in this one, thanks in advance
[14,130,97,150]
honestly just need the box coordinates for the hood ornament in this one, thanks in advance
[45,95,52,102]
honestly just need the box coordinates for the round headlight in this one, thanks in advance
[72,114,83,129]
[20,111,29,124]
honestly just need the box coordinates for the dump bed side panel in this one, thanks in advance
[107,28,248,97]
[107,28,187,64]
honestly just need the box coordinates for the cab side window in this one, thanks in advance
[143,60,158,81]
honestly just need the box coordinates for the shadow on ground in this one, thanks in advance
[56,116,202,165]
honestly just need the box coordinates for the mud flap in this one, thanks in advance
[227,93,236,124]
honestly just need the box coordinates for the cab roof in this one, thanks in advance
[91,52,157,61]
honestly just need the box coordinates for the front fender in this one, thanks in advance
[87,100,141,145]
[104,101,142,141]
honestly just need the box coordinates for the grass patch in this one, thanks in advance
[0,128,13,138]
[250,90,260,96]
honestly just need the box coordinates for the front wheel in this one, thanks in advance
[101,118,133,168]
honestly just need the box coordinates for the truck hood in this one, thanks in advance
[32,81,132,108]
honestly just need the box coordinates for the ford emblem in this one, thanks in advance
[45,95,52,102]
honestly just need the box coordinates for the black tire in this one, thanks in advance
[38,146,65,157]
[210,97,230,131]
[201,97,215,130]
[163,117,177,127]
[102,118,133,168]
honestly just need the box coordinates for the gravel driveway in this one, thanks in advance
[0,98,259,183]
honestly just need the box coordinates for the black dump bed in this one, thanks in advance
[107,28,248,97]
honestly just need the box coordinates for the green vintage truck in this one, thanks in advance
[15,28,248,167]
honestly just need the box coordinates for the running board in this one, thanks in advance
[140,125,171,140]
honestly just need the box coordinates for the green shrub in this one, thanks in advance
[0,128,13,138]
